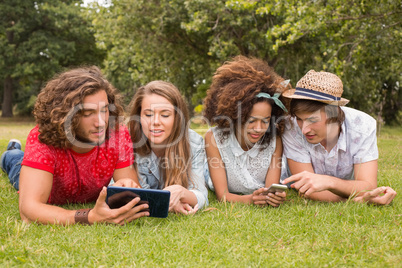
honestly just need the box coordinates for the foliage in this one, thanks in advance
[0,0,105,117]
[93,0,401,123]
[1,0,400,123]
[0,120,401,266]
[92,0,217,108]
[262,0,402,124]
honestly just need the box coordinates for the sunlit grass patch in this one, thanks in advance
[0,121,400,267]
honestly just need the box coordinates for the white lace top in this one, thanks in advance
[211,127,276,195]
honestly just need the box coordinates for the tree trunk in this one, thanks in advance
[2,76,13,117]
[2,27,15,117]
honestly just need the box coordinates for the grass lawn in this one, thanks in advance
[0,118,401,267]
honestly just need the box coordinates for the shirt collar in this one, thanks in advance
[229,131,260,158]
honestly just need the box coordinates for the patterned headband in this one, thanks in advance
[256,92,288,112]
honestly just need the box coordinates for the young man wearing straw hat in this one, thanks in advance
[281,70,396,205]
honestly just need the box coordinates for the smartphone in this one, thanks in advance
[106,186,170,218]
[266,183,288,193]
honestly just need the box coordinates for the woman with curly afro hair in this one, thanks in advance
[204,56,289,207]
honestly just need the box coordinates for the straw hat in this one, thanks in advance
[282,70,349,106]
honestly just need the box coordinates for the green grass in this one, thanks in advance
[1,118,401,267]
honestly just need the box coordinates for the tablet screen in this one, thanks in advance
[106,186,170,218]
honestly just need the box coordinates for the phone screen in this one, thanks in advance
[266,184,288,193]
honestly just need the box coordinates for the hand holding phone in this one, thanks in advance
[266,183,288,194]
[252,184,287,207]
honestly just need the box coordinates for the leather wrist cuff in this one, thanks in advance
[75,208,92,225]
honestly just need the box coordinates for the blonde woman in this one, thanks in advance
[128,81,209,214]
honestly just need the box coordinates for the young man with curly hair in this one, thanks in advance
[0,67,149,225]
[281,70,396,205]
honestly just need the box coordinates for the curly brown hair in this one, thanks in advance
[203,56,289,146]
[33,66,124,148]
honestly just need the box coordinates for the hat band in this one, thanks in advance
[294,87,340,101]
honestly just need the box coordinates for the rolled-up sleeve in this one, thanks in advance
[352,117,379,164]
[189,130,209,208]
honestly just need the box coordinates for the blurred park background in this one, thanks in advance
[1,0,401,127]
[1,2,401,266]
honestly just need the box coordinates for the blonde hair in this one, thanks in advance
[128,81,192,188]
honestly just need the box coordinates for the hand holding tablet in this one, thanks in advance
[107,191,150,211]
[106,186,171,218]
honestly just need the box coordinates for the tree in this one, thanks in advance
[0,0,105,117]
[93,0,212,108]
[94,0,286,109]
[261,0,402,124]
[94,0,401,123]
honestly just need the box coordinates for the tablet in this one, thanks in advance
[106,186,170,218]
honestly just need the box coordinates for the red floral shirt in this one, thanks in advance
[22,125,134,204]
